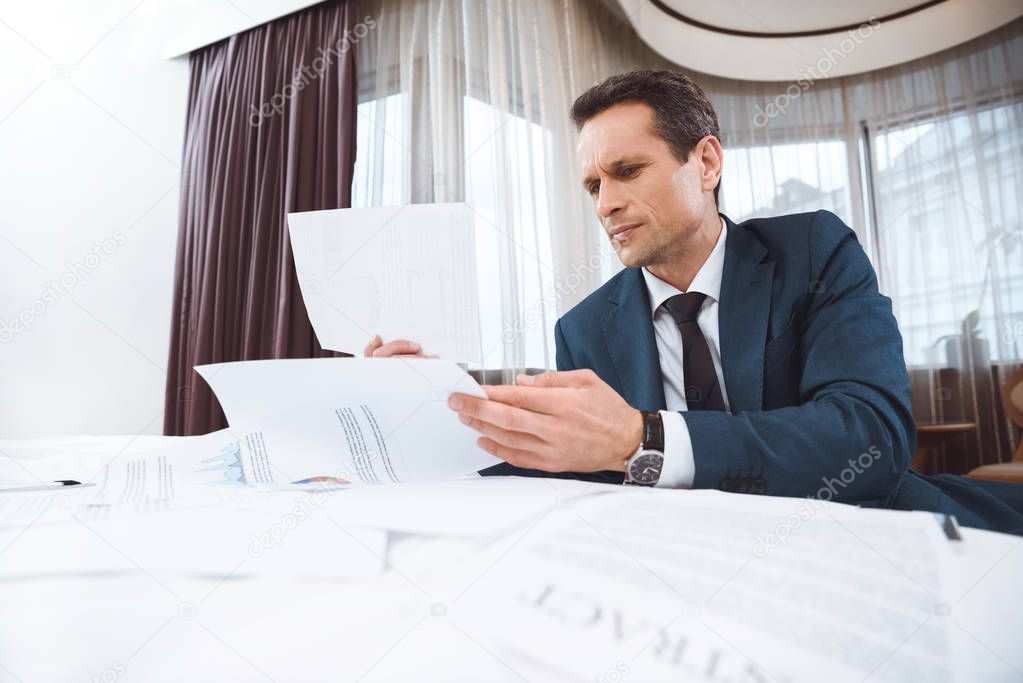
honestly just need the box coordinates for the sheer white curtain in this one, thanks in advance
[711,78,868,245]
[862,31,1022,368]
[861,24,1023,471]
[350,0,671,374]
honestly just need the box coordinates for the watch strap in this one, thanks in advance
[640,411,664,453]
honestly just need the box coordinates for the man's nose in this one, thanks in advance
[595,181,625,220]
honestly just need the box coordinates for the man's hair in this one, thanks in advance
[570,69,721,205]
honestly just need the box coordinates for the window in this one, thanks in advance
[871,104,1023,365]
[463,95,556,370]
[352,92,409,208]
[721,140,854,226]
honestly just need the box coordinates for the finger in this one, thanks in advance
[372,339,423,357]
[481,384,568,416]
[448,393,554,437]
[516,369,597,389]
[476,437,544,470]
[363,334,382,357]
[458,412,550,450]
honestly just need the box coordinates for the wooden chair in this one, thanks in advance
[967,367,1023,484]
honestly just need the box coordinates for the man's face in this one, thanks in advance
[577,102,710,269]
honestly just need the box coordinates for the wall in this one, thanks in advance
[0,1,197,437]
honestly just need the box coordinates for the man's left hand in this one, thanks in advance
[448,369,642,473]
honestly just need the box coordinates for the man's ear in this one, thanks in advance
[696,135,723,197]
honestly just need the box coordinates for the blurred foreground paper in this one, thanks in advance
[0,495,386,583]
[288,203,482,361]
[456,490,954,682]
[196,358,499,486]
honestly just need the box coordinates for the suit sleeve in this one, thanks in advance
[683,211,915,505]
[554,319,576,372]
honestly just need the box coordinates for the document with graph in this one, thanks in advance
[0,430,257,529]
[196,357,498,486]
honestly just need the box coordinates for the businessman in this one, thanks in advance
[369,70,1023,534]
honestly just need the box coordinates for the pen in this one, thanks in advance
[0,480,97,494]
[941,513,963,541]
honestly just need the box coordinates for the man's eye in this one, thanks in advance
[621,166,640,178]
[588,183,600,195]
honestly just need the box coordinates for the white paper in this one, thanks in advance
[0,431,233,489]
[195,358,499,486]
[288,203,482,361]
[88,430,250,503]
[0,431,253,527]
[0,433,387,584]
[455,489,954,682]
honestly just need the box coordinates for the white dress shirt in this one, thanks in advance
[640,217,730,489]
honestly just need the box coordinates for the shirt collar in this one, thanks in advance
[641,216,727,318]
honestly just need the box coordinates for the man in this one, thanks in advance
[369,70,1023,534]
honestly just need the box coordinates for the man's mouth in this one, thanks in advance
[609,223,642,242]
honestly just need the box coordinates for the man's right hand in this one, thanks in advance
[363,335,437,358]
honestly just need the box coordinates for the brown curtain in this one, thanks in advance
[164,1,358,436]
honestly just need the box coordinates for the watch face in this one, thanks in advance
[628,451,663,485]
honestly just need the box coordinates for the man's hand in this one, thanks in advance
[448,369,643,473]
[363,335,438,358]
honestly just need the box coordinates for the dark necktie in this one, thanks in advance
[662,292,726,412]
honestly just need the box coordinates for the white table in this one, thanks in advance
[1,435,1020,682]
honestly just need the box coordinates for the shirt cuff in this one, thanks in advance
[654,410,695,489]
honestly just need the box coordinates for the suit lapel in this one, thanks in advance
[718,215,773,413]
[602,268,666,411]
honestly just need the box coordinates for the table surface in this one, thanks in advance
[1,434,1021,682]
[916,422,978,433]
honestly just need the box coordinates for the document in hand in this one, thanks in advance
[288,203,482,361]
[196,357,499,486]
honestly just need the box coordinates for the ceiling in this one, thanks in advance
[617,0,1023,81]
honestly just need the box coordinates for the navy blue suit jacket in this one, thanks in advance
[484,210,1023,534]
[552,209,911,506]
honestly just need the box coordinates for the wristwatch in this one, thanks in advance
[623,411,664,486]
